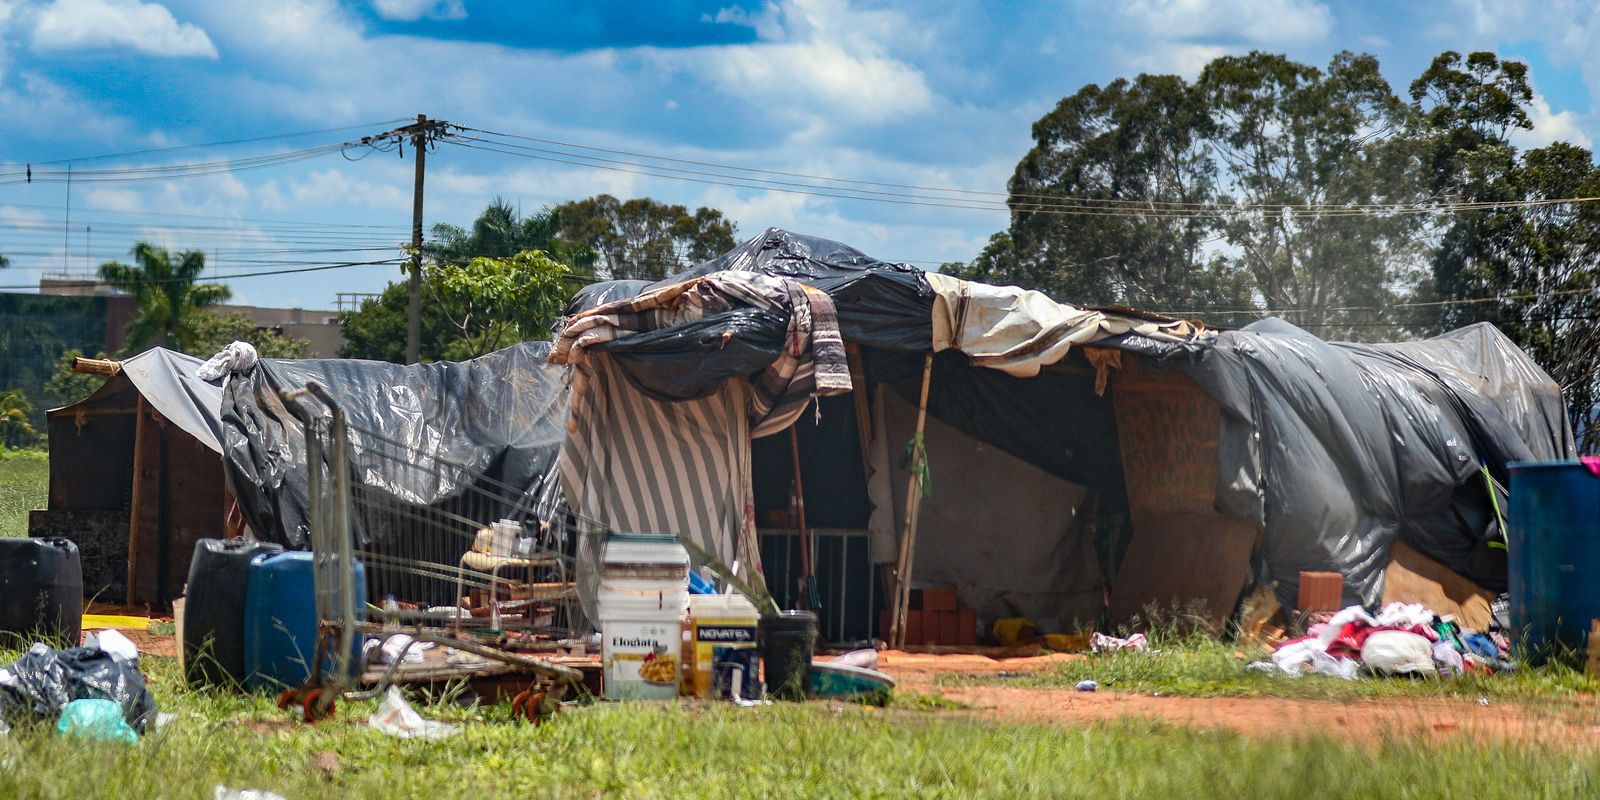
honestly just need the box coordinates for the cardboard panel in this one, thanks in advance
[1383,540,1494,630]
[1110,363,1258,628]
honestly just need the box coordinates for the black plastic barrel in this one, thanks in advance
[0,537,83,645]
[760,610,818,701]
[183,538,283,687]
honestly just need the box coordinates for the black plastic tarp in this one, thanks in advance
[222,341,569,548]
[1175,319,1572,605]
[562,228,1573,608]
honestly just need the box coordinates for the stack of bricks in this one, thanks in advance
[881,587,977,647]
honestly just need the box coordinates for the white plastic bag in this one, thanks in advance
[1361,630,1437,676]
[1090,632,1148,653]
[367,686,461,740]
[84,629,139,663]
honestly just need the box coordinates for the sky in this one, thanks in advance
[2,0,1599,309]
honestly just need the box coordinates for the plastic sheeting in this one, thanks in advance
[1176,319,1573,606]
[221,342,569,548]
[557,228,1572,610]
[0,644,157,734]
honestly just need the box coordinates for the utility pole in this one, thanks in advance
[406,114,428,365]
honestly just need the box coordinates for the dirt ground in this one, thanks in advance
[875,650,1600,747]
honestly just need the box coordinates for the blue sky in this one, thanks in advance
[1,0,1598,309]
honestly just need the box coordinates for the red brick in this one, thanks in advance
[958,608,977,646]
[913,587,958,612]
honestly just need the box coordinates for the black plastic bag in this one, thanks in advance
[0,645,157,734]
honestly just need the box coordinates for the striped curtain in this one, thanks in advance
[559,353,762,580]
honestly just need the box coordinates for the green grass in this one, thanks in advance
[941,636,1600,705]
[0,449,48,538]
[3,650,1600,798]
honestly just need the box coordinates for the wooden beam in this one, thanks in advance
[890,353,934,649]
[125,394,148,606]
[788,425,816,610]
[845,344,896,611]
[72,357,120,376]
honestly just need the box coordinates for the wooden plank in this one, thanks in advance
[125,397,164,606]
[124,395,148,606]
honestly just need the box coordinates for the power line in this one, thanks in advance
[0,258,403,290]
[459,126,1600,218]
[16,119,413,166]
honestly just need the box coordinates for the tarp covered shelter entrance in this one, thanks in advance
[554,228,1574,640]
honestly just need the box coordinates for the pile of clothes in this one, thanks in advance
[1260,602,1512,679]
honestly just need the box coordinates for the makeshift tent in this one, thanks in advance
[219,341,571,607]
[31,349,229,605]
[554,228,1573,638]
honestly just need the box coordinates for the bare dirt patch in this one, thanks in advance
[875,650,1600,747]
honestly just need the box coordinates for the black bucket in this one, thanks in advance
[183,538,284,687]
[0,537,82,646]
[760,610,818,701]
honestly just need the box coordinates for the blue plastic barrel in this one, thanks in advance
[1507,460,1600,659]
[242,551,366,692]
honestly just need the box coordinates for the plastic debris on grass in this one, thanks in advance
[1261,601,1513,679]
[367,686,461,739]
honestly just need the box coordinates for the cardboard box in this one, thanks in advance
[913,587,958,612]
[936,610,960,646]
[959,608,977,646]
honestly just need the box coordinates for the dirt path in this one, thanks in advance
[874,650,1600,746]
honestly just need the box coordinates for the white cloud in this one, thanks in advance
[1123,43,1229,78]
[371,0,464,22]
[31,0,218,58]
[1511,93,1592,150]
[1121,0,1333,44]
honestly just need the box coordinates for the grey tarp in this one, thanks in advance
[66,348,225,452]
[221,342,569,549]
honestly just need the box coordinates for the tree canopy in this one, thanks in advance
[99,242,232,355]
[950,48,1600,448]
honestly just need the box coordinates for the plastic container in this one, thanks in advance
[0,537,82,645]
[1508,461,1600,659]
[685,594,760,699]
[760,610,817,701]
[598,533,689,700]
[182,538,283,688]
[242,551,366,693]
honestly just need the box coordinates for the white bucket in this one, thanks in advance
[601,616,684,700]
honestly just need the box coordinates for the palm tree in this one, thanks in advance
[0,389,36,448]
[99,242,231,354]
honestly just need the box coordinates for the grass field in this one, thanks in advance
[3,652,1600,799]
[0,449,47,538]
[942,635,1600,705]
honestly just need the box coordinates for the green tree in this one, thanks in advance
[338,281,457,362]
[428,250,575,360]
[1409,51,1534,333]
[1197,51,1425,337]
[0,389,37,448]
[99,242,232,354]
[553,194,737,281]
[426,197,595,270]
[188,311,311,359]
[946,73,1251,311]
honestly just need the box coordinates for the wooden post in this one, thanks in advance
[788,425,815,609]
[890,353,934,649]
[125,395,148,606]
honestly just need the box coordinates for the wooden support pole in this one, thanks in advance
[889,353,934,649]
[788,424,815,609]
[125,394,148,606]
[71,356,120,376]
